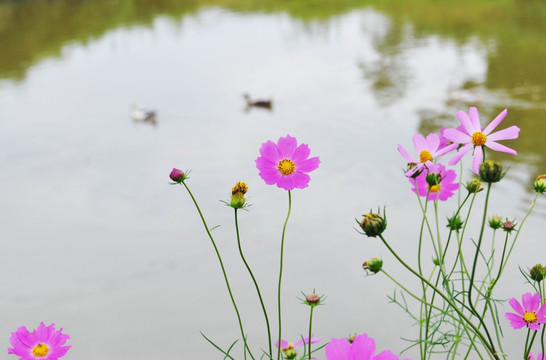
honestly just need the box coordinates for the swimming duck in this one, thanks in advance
[130,104,157,122]
[243,93,273,111]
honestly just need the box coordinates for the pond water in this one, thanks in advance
[1,1,545,359]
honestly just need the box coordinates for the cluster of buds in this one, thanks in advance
[534,174,546,194]
[530,264,546,282]
[479,160,504,183]
[357,208,387,238]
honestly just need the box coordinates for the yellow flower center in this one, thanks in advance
[32,343,49,357]
[524,311,537,323]
[419,150,433,163]
[231,181,248,195]
[471,131,487,146]
[277,159,295,175]
[429,184,441,193]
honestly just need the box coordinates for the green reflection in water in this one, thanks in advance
[1,0,544,182]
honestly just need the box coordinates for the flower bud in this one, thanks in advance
[488,215,503,230]
[425,172,440,187]
[446,214,464,231]
[305,294,321,304]
[479,160,504,183]
[502,219,516,233]
[229,181,248,209]
[363,257,383,274]
[432,257,443,266]
[282,345,297,359]
[169,168,187,183]
[358,209,387,238]
[530,264,546,282]
[534,174,546,194]
[465,177,482,194]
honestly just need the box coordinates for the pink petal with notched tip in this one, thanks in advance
[483,109,507,135]
[325,338,351,360]
[277,134,297,158]
[397,144,418,163]
[469,107,482,131]
[457,110,477,135]
[413,133,428,152]
[297,156,320,173]
[487,126,521,141]
[443,128,471,144]
[486,141,517,155]
[426,133,440,152]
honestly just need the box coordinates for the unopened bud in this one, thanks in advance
[446,214,464,231]
[503,219,516,233]
[530,264,546,282]
[479,160,504,183]
[465,177,482,193]
[169,168,186,183]
[488,215,503,230]
[534,174,546,194]
[362,257,383,274]
[358,209,387,238]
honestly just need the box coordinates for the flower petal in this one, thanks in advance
[276,175,296,190]
[259,140,281,162]
[469,107,482,131]
[397,144,418,163]
[434,143,458,158]
[448,143,472,165]
[487,125,521,141]
[472,146,483,174]
[292,172,311,189]
[426,133,440,152]
[505,312,526,329]
[325,338,351,360]
[509,298,525,315]
[296,156,320,173]
[374,350,401,360]
[413,134,428,152]
[444,128,471,144]
[485,141,517,155]
[457,110,476,135]
[277,135,297,158]
[350,333,375,360]
[292,143,311,164]
[483,109,507,135]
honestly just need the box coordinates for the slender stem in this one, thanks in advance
[378,234,499,359]
[234,209,273,359]
[308,306,314,360]
[524,329,531,360]
[181,182,255,359]
[277,191,292,360]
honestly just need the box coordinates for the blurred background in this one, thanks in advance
[0,0,545,358]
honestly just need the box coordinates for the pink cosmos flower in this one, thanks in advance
[276,335,321,358]
[398,133,458,177]
[256,134,320,190]
[409,163,459,201]
[505,293,546,331]
[325,333,408,360]
[443,107,520,173]
[8,323,71,360]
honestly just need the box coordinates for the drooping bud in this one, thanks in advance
[465,177,483,194]
[479,160,504,183]
[169,168,187,183]
[362,257,383,274]
[502,219,517,233]
[446,214,464,231]
[533,174,546,194]
[488,215,503,230]
[530,264,546,282]
[358,208,387,238]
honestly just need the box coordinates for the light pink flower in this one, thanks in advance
[8,323,71,360]
[505,293,546,331]
[325,333,408,360]
[410,163,459,201]
[398,133,457,177]
[444,107,520,173]
[256,134,320,190]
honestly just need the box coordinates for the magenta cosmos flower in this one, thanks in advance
[505,292,546,331]
[8,323,71,360]
[409,163,459,201]
[444,107,520,173]
[398,133,457,176]
[256,134,320,190]
[325,333,408,360]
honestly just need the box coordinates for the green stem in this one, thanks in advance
[308,306,314,360]
[378,234,499,359]
[181,182,255,360]
[234,209,273,359]
[277,191,292,360]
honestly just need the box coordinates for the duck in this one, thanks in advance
[130,104,157,122]
[243,93,273,111]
